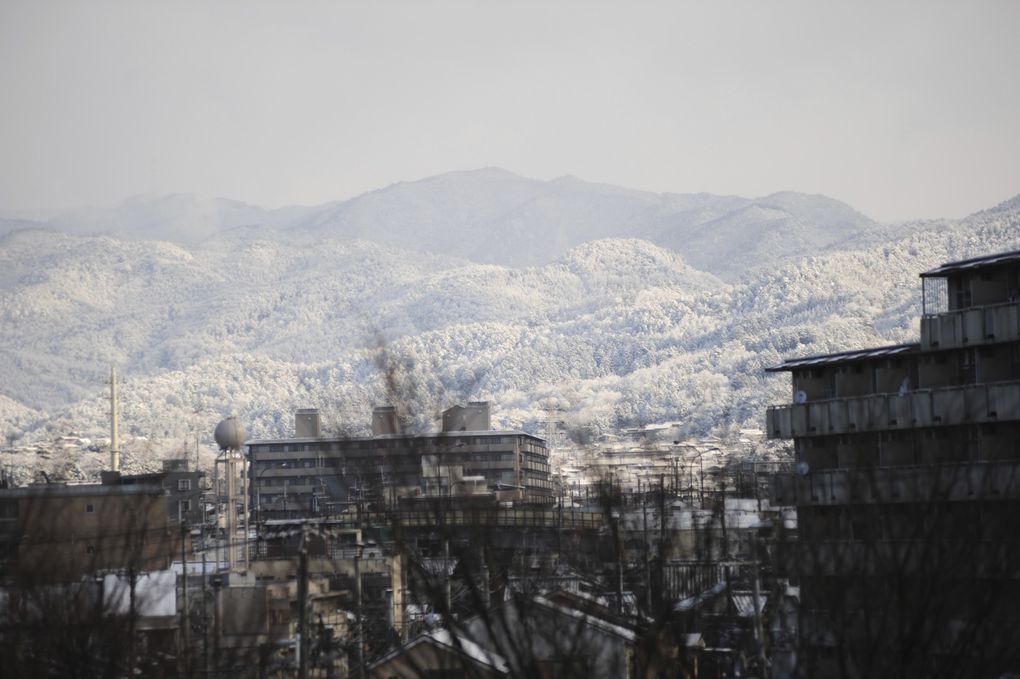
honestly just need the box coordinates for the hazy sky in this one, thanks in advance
[1,1,1018,222]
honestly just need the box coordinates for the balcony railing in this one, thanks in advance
[921,300,1020,350]
[767,380,1020,439]
[792,539,1020,577]
[771,460,1020,506]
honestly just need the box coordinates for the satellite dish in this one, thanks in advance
[795,461,810,476]
[794,390,808,404]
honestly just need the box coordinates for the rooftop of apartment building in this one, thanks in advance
[248,401,545,446]
[765,342,920,372]
[768,249,1020,373]
[919,248,1020,278]
[249,429,544,445]
[0,482,165,498]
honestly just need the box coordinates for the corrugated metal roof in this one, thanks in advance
[765,343,919,372]
[920,249,1020,278]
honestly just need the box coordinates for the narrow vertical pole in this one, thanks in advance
[355,546,365,679]
[181,523,190,675]
[557,487,563,557]
[444,538,451,613]
[213,576,221,678]
[202,553,209,676]
[659,474,666,614]
[242,450,249,570]
[480,543,491,610]
[642,480,651,612]
[110,365,120,472]
[751,532,768,679]
[213,459,221,569]
[297,523,309,679]
[225,455,235,570]
[128,567,137,677]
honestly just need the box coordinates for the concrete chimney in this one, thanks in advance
[295,409,321,438]
[442,401,491,432]
[372,406,398,436]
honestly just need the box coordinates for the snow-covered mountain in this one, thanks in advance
[47,194,307,244]
[33,169,884,280]
[1,171,1019,474]
[289,169,883,278]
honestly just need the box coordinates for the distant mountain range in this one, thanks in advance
[1,169,1018,476]
[5,168,894,280]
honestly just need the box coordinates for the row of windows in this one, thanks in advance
[797,423,1020,470]
[255,450,523,473]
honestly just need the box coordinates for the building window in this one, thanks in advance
[180,500,191,513]
[85,503,95,514]
[956,286,973,310]
[178,478,192,491]
[86,545,96,555]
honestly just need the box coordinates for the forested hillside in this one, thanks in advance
[1,171,1018,466]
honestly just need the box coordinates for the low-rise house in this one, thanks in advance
[457,591,641,679]
[368,627,509,678]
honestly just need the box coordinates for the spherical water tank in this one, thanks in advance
[214,417,246,451]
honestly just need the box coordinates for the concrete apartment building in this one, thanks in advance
[0,482,179,583]
[767,249,1020,676]
[249,402,553,520]
[102,458,206,526]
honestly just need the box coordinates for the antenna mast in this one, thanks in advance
[110,365,121,472]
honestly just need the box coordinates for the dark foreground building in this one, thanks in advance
[768,250,1020,677]
[0,481,179,583]
[102,458,206,526]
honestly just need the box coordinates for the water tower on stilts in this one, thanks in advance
[214,417,248,571]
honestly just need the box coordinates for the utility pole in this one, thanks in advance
[181,523,190,675]
[128,566,137,678]
[557,484,564,558]
[480,543,491,610]
[642,480,651,612]
[202,553,209,677]
[355,542,365,679]
[297,523,309,679]
[658,473,667,614]
[751,532,768,679]
[212,575,221,678]
[444,538,452,613]
[212,462,220,568]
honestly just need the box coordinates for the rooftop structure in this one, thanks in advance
[101,459,206,525]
